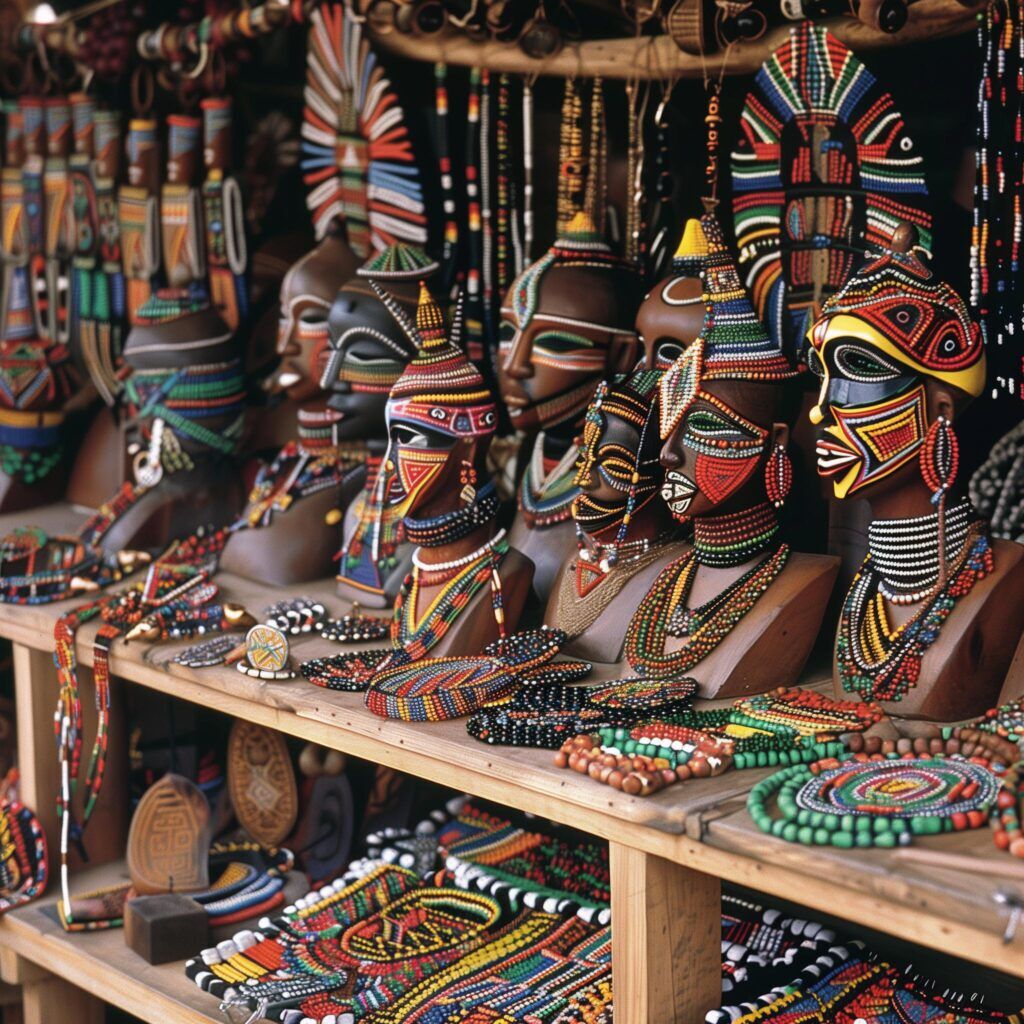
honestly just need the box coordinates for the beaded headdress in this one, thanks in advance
[508,211,633,328]
[386,286,497,441]
[731,22,932,362]
[659,214,794,440]
[302,3,427,257]
[807,246,985,398]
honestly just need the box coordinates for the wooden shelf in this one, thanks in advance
[370,0,980,80]
[0,501,1020,1022]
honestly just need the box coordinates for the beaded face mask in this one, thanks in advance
[807,247,984,499]
[573,374,661,538]
[661,390,769,520]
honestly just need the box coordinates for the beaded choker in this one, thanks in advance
[624,542,790,678]
[867,497,973,603]
[838,525,993,703]
[404,480,500,547]
[692,503,780,568]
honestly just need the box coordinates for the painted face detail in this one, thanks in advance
[808,320,932,499]
[386,427,450,514]
[662,470,697,518]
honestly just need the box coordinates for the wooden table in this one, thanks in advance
[0,503,1020,1024]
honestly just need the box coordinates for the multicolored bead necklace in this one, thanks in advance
[518,435,581,529]
[391,530,509,662]
[749,751,1004,849]
[624,505,789,679]
[837,523,993,703]
[403,479,500,547]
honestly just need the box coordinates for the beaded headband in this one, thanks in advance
[386,286,497,440]
[808,246,985,398]
[507,211,636,328]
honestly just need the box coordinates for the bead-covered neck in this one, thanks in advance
[692,503,780,567]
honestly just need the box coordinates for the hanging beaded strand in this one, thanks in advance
[479,68,495,351]
[464,68,486,365]
[434,63,459,298]
[584,78,607,234]
[522,74,535,266]
[556,79,585,233]
[972,0,1024,401]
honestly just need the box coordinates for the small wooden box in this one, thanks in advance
[125,894,210,965]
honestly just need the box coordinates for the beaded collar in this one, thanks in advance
[404,479,500,547]
[867,497,973,603]
[624,540,790,679]
[518,434,580,529]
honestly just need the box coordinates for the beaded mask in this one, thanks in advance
[731,21,932,365]
[320,244,437,442]
[384,287,497,514]
[573,371,662,540]
[658,215,793,520]
[498,211,642,433]
[806,243,984,499]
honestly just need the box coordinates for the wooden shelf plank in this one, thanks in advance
[0,503,1021,979]
[370,0,979,80]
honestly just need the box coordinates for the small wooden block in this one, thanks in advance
[124,894,209,966]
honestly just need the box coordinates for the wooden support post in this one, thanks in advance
[21,972,103,1024]
[610,841,721,1024]
[12,643,128,872]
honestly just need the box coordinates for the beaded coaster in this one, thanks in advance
[235,624,297,681]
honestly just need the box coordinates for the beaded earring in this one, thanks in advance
[764,443,793,509]
[460,459,478,505]
[920,415,959,508]
[920,414,959,584]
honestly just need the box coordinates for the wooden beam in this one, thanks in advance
[610,842,721,1023]
[372,0,978,80]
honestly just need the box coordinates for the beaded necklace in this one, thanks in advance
[55,528,233,931]
[0,798,47,915]
[837,524,993,703]
[518,434,581,529]
[464,68,485,366]
[391,530,509,661]
[233,435,366,531]
[624,505,790,678]
[748,751,1003,849]
[337,454,408,600]
[433,63,458,297]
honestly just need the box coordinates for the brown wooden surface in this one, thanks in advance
[372,0,979,80]
[611,843,721,1023]
[0,503,1021,980]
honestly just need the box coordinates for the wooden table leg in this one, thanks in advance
[611,840,721,1024]
[21,972,103,1024]
[12,642,128,871]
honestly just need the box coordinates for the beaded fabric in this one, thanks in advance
[0,798,47,915]
[187,864,508,1024]
[302,3,426,256]
[731,22,932,363]
[748,752,1003,849]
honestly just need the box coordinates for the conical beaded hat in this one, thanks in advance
[386,285,497,439]
[659,214,794,439]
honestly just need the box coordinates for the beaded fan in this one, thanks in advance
[731,22,932,364]
[302,2,427,257]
